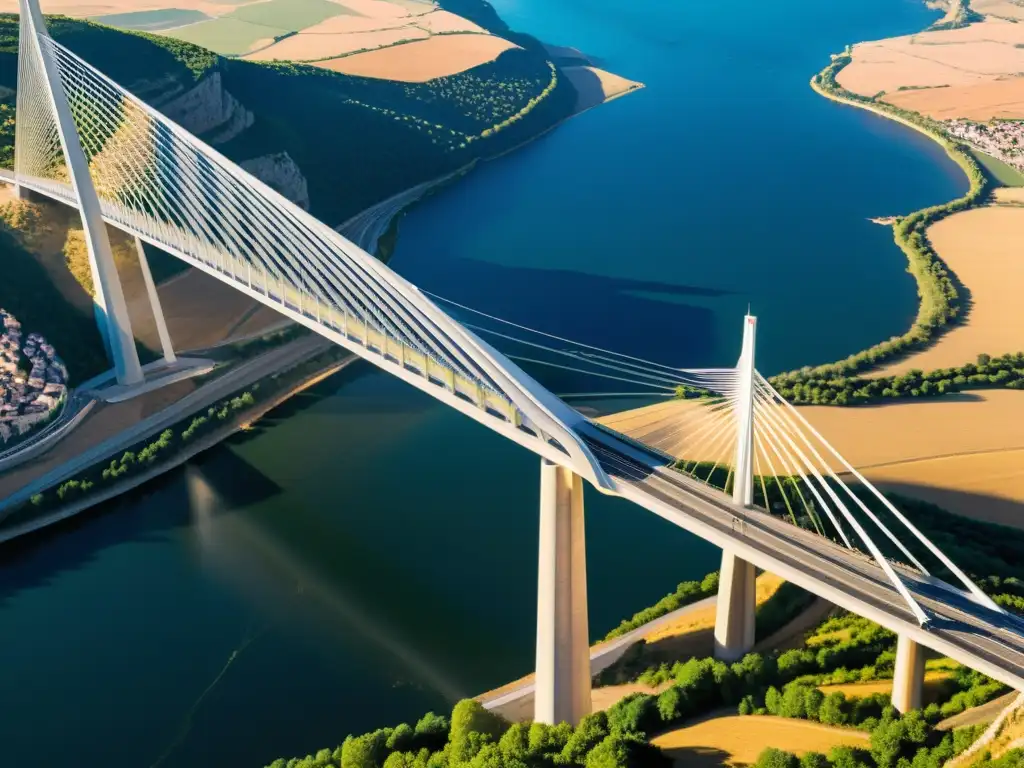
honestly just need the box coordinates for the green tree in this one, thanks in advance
[448,700,507,763]
[732,652,776,691]
[498,723,530,762]
[342,730,390,768]
[799,753,829,768]
[383,752,416,768]
[779,685,808,719]
[819,692,848,726]
[738,695,755,716]
[413,711,449,754]
[585,733,668,768]
[753,748,799,768]
[528,721,571,761]
[673,658,721,710]
[777,649,815,679]
[561,712,609,765]
[804,688,825,722]
[387,724,414,752]
[764,686,782,716]
[828,746,874,768]
[607,694,660,737]
[657,686,687,724]
[468,743,510,768]
[870,711,929,768]
[701,571,720,592]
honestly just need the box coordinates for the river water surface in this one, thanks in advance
[0,0,966,766]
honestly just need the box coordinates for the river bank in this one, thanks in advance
[785,63,985,382]
[0,336,354,543]
[790,11,1024,527]
[805,5,1024,381]
[338,61,642,258]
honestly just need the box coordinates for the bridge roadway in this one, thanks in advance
[579,425,1024,693]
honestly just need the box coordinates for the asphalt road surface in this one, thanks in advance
[580,426,1024,692]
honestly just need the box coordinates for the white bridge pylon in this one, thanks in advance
[662,316,1003,631]
[12,0,612,492]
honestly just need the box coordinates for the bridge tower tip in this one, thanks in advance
[732,314,757,507]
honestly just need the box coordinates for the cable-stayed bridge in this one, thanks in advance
[6,0,1024,726]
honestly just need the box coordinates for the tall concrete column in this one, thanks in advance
[135,237,176,365]
[732,315,757,508]
[535,458,591,726]
[892,634,925,713]
[20,0,143,386]
[715,315,759,663]
[713,549,757,662]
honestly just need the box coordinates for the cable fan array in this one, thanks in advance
[11,17,626,487]
[428,292,735,399]
[751,373,999,613]
[19,31,507,396]
[428,294,1000,619]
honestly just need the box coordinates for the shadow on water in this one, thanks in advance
[0,446,283,610]
[183,461,502,703]
[223,359,381,447]
[0,361,381,609]
[413,257,731,376]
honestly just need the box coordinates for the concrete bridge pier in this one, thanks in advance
[534,458,591,726]
[713,550,757,661]
[892,634,925,712]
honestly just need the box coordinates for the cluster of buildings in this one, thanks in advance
[0,309,68,444]
[946,119,1024,171]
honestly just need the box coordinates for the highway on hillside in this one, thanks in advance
[580,427,1024,692]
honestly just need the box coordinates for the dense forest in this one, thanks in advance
[0,11,578,226]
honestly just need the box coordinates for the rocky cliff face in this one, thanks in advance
[135,70,311,209]
[240,152,311,210]
[149,71,254,144]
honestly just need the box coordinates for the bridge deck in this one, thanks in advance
[584,429,1024,692]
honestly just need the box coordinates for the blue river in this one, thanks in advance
[0,0,965,766]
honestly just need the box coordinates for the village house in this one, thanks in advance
[0,308,69,443]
